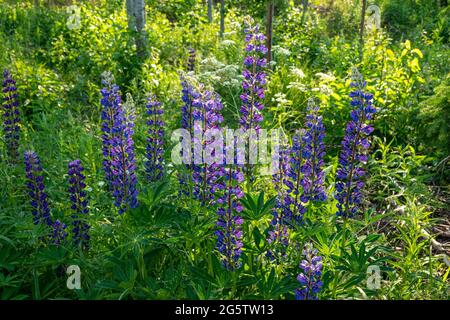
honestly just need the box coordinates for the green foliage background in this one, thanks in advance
[0,0,448,300]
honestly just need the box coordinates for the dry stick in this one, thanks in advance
[422,228,447,253]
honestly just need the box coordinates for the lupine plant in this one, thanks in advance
[50,219,68,246]
[335,68,376,217]
[145,94,165,182]
[192,87,224,205]
[288,130,307,222]
[295,243,323,300]
[1,2,445,301]
[100,73,138,214]
[100,72,123,189]
[178,75,198,197]
[301,98,327,203]
[240,17,268,183]
[68,159,90,250]
[267,141,291,260]
[239,16,267,132]
[215,140,245,270]
[2,69,20,163]
[24,151,52,226]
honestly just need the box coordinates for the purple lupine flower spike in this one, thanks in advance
[239,16,267,133]
[100,73,138,214]
[287,130,307,223]
[267,140,291,260]
[192,88,224,205]
[100,71,123,189]
[110,93,139,214]
[68,159,90,250]
[2,69,20,163]
[301,98,327,202]
[215,138,244,270]
[24,151,52,226]
[295,243,323,300]
[145,94,165,182]
[178,75,198,197]
[335,68,376,217]
[50,219,68,246]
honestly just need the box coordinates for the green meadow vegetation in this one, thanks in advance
[0,0,448,300]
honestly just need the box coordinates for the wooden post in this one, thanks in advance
[126,0,147,60]
[300,0,309,25]
[266,0,274,63]
[207,0,213,23]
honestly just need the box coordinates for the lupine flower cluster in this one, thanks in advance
[288,130,307,222]
[301,99,327,202]
[68,159,90,250]
[240,17,268,182]
[192,88,224,205]
[180,76,198,135]
[178,75,199,197]
[266,100,328,260]
[100,73,123,188]
[335,68,376,217]
[24,151,52,226]
[2,69,20,163]
[24,151,68,245]
[267,141,291,260]
[215,147,245,270]
[145,94,165,182]
[239,17,267,133]
[266,98,328,248]
[295,243,323,300]
[100,73,138,214]
[50,219,68,246]
[110,94,139,214]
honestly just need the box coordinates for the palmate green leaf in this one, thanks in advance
[0,272,21,287]
[241,191,276,220]
[237,274,259,287]
[36,245,68,266]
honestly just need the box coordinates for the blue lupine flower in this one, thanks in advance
[301,98,327,202]
[192,88,224,205]
[178,75,199,197]
[50,219,68,246]
[295,243,323,300]
[100,72,124,189]
[100,73,138,214]
[24,151,52,226]
[287,130,307,223]
[180,75,198,135]
[2,69,20,163]
[335,68,376,217]
[239,17,267,182]
[110,95,139,214]
[239,17,267,132]
[145,94,165,182]
[68,159,90,250]
[215,138,244,270]
[267,142,291,260]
